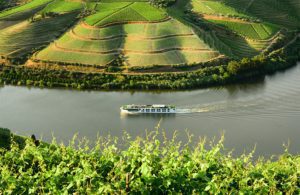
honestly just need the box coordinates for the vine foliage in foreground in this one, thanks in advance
[0,128,299,194]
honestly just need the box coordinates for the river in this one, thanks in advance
[0,63,299,156]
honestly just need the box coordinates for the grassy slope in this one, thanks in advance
[35,46,116,66]
[207,19,279,40]
[40,0,83,14]
[84,2,167,27]
[74,19,193,38]
[190,0,247,17]
[0,12,79,58]
[0,0,52,19]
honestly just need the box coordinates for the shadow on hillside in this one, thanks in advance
[3,12,80,60]
[222,0,300,29]
[190,13,260,58]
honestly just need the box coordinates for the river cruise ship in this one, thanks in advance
[120,104,176,114]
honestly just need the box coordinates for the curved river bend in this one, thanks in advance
[0,63,300,156]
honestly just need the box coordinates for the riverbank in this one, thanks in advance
[0,34,299,90]
[0,128,299,194]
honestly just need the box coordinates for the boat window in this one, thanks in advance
[146,109,150,112]
[157,109,160,112]
[162,109,166,112]
[167,109,170,112]
[151,109,155,112]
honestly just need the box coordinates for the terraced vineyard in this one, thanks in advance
[32,1,220,67]
[0,0,299,73]
[0,12,79,59]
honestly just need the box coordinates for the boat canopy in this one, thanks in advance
[122,104,175,109]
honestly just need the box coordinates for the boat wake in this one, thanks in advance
[175,99,259,114]
[176,108,210,114]
[175,103,222,114]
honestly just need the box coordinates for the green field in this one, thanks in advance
[35,45,116,66]
[0,0,52,19]
[126,51,219,66]
[208,20,279,40]
[40,0,83,14]
[190,0,248,17]
[57,33,122,52]
[123,35,211,51]
[217,33,269,57]
[84,2,167,27]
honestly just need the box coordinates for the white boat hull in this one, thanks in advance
[120,108,176,114]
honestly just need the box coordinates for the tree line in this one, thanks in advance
[0,36,299,90]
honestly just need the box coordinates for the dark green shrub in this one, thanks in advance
[0,128,11,149]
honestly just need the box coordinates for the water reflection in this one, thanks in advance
[224,77,266,98]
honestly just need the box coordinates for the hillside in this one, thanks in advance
[0,0,299,88]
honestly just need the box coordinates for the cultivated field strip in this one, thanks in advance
[0,12,78,58]
[58,32,211,52]
[74,19,192,39]
[84,2,167,27]
[34,45,116,66]
[207,19,279,40]
[70,29,194,41]
[217,33,269,57]
[246,0,300,28]
[53,42,213,54]
[0,5,46,22]
[222,0,300,26]
[39,0,84,14]
[190,0,247,17]
[126,51,220,66]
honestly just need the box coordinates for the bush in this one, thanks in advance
[0,130,299,193]
[0,128,11,149]
[106,66,122,72]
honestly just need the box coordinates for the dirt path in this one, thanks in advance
[53,42,214,55]
[69,29,195,41]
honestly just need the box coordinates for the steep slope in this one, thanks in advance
[33,1,220,68]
